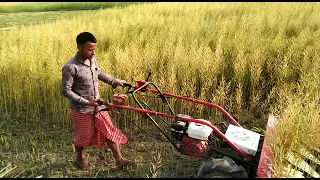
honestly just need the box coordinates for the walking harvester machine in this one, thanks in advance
[98,73,275,178]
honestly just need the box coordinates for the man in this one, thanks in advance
[61,32,135,171]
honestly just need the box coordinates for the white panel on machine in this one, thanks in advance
[225,124,261,156]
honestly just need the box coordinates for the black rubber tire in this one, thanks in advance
[195,156,248,178]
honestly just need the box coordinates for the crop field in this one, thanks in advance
[0,2,320,178]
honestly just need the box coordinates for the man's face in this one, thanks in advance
[78,41,97,60]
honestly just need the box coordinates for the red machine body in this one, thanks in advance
[257,114,276,178]
[135,80,147,90]
[99,78,271,178]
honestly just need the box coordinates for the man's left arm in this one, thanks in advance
[95,61,125,88]
[98,71,125,88]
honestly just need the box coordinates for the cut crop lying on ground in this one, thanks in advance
[0,2,320,178]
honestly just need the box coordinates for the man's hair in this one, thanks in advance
[76,32,97,45]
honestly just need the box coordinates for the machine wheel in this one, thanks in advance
[196,156,248,178]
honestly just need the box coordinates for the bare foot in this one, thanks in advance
[76,155,92,171]
[116,158,136,168]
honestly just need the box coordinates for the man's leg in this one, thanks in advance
[75,145,91,170]
[106,139,135,167]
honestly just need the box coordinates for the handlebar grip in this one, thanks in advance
[97,99,104,106]
[98,100,109,106]
[103,100,109,105]
[123,83,132,88]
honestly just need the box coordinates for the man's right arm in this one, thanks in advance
[61,64,90,106]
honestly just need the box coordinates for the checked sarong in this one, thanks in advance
[71,108,127,148]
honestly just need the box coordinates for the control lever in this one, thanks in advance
[141,72,151,92]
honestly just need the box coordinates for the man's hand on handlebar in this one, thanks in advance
[117,79,133,89]
[88,98,104,107]
[117,79,127,87]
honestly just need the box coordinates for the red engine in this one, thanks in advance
[112,93,128,105]
[171,115,210,158]
[180,135,208,158]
